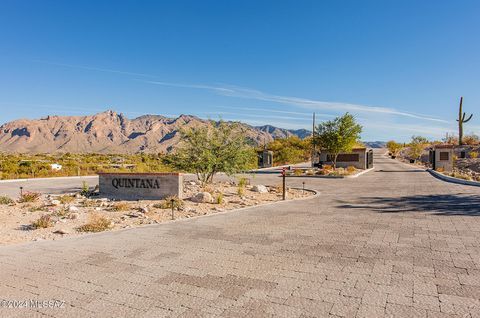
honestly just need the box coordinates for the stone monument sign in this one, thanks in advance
[98,172,183,200]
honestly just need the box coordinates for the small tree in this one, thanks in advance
[315,113,362,168]
[408,135,429,161]
[386,140,403,157]
[166,121,257,185]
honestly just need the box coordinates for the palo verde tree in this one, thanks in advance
[408,135,429,161]
[386,140,403,157]
[314,113,362,168]
[166,121,257,185]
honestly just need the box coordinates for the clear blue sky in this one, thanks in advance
[0,0,479,142]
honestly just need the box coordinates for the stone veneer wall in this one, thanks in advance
[99,173,183,200]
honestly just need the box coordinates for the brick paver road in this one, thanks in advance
[1,154,479,317]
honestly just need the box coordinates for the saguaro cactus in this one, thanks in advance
[457,97,473,145]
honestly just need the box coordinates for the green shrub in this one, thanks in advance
[80,181,90,196]
[293,169,304,176]
[216,193,224,204]
[0,196,14,205]
[237,177,248,196]
[31,215,54,229]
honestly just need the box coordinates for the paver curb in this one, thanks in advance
[0,187,320,249]
[427,169,480,187]
[284,167,375,179]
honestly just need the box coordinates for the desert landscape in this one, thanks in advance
[0,179,313,246]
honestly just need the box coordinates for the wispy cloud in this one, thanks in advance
[213,106,336,118]
[143,80,448,123]
[33,60,158,78]
[35,60,452,129]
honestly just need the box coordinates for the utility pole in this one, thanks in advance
[311,112,316,167]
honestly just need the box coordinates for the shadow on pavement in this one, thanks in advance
[375,170,425,173]
[337,193,480,216]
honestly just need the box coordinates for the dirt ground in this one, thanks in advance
[0,180,313,246]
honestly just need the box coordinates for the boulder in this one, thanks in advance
[191,192,213,203]
[68,206,79,212]
[252,185,269,193]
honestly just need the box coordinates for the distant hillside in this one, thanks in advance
[255,125,311,139]
[0,110,310,154]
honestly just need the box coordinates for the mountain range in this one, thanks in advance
[0,110,311,154]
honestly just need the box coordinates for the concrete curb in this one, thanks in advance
[0,187,320,249]
[427,169,480,187]
[0,175,98,184]
[345,167,375,178]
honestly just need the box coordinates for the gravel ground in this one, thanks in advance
[0,180,312,246]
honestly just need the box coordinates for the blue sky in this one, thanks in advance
[0,0,479,142]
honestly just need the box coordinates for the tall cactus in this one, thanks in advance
[457,96,473,145]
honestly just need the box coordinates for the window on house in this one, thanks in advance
[439,152,449,161]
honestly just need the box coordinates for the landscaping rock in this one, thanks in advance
[191,192,213,203]
[49,200,61,206]
[138,206,149,214]
[68,206,79,212]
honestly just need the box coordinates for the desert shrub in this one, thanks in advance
[0,196,14,205]
[154,196,184,209]
[78,213,111,232]
[470,152,479,159]
[346,166,356,174]
[316,170,327,175]
[435,167,445,173]
[82,199,98,207]
[53,207,69,218]
[111,202,130,211]
[294,169,304,176]
[305,169,315,176]
[337,167,345,175]
[31,214,54,229]
[202,184,215,194]
[80,181,90,196]
[216,193,224,204]
[58,194,75,204]
[19,191,41,203]
[237,177,248,196]
[323,164,333,171]
[28,204,49,212]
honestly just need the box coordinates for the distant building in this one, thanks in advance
[50,163,63,171]
[258,149,273,168]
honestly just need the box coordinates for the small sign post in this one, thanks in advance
[281,168,286,200]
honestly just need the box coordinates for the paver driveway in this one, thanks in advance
[1,154,479,318]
